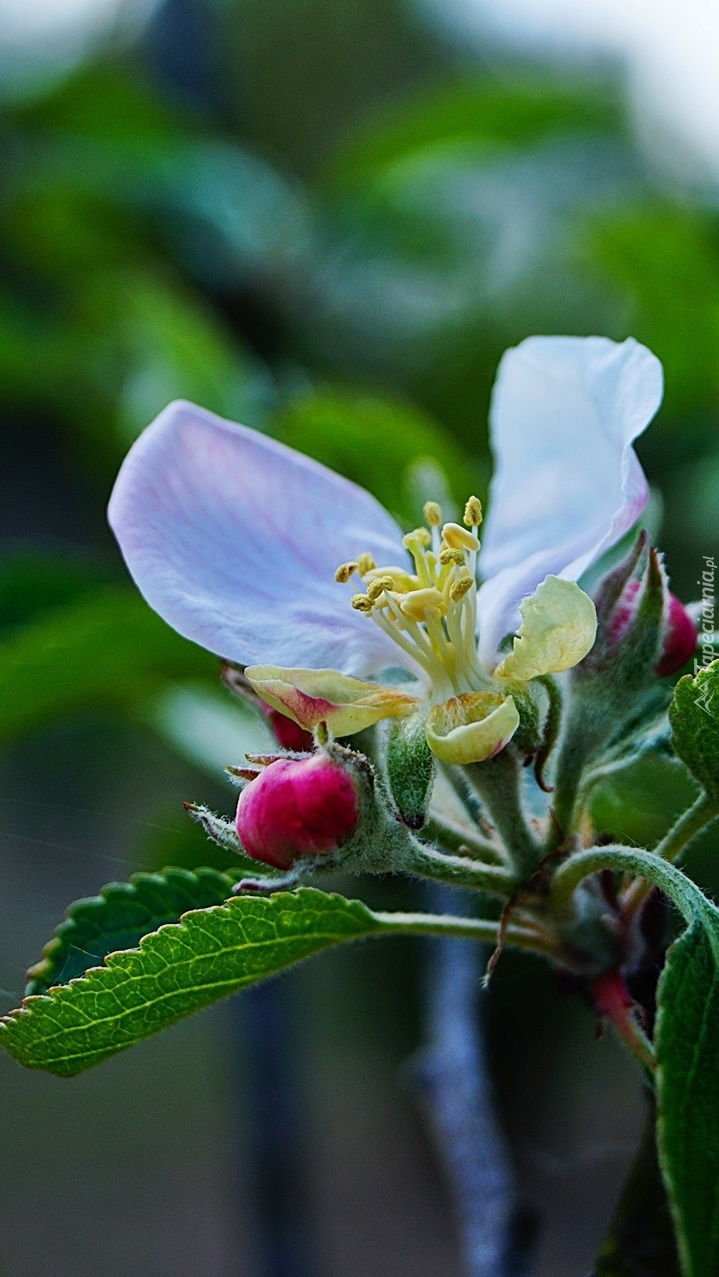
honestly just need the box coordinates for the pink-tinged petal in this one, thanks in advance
[476,336,663,664]
[246,665,418,736]
[108,401,409,676]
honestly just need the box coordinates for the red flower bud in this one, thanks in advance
[608,579,696,677]
[656,593,697,677]
[261,703,314,752]
[236,753,360,870]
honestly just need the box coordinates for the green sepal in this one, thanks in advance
[669,661,719,803]
[385,713,436,829]
[507,682,543,758]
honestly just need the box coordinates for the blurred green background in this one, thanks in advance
[0,0,717,1273]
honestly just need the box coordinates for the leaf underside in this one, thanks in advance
[0,888,381,1076]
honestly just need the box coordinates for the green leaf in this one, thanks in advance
[656,918,719,1277]
[669,662,719,803]
[325,76,624,193]
[551,845,719,1277]
[0,587,212,744]
[0,889,383,1075]
[592,1107,680,1276]
[0,551,108,633]
[25,867,240,997]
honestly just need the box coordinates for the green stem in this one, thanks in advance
[654,792,718,863]
[550,845,716,930]
[464,750,542,881]
[407,844,517,898]
[621,793,719,920]
[424,812,505,862]
[548,712,602,846]
[373,909,557,958]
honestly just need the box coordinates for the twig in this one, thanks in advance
[413,886,536,1277]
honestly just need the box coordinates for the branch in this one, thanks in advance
[412,886,536,1277]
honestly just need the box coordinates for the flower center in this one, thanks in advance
[335,497,489,701]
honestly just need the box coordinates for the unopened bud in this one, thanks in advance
[260,702,314,752]
[657,593,697,676]
[235,754,360,870]
[608,579,696,676]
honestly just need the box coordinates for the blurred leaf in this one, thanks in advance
[82,267,269,445]
[324,76,626,193]
[0,587,212,744]
[276,388,481,522]
[583,207,719,413]
[1,888,384,1074]
[593,1107,680,1275]
[0,550,108,633]
[656,914,719,1277]
[669,662,719,802]
[26,867,240,996]
[148,683,274,775]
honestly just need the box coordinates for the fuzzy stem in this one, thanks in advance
[621,793,719,921]
[374,909,559,960]
[547,712,602,846]
[464,752,542,882]
[407,844,518,898]
[425,812,506,863]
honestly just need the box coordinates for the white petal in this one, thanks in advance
[476,336,662,664]
[108,401,408,676]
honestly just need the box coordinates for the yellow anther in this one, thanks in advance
[439,546,465,566]
[351,593,373,612]
[442,522,480,552]
[365,565,418,591]
[335,561,358,583]
[356,552,377,576]
[423,500,442,528]
[463,496,483,528]
[400,587,445,620]
[367,576,393,603]
[449,575,474,603]
[402,528,431,551]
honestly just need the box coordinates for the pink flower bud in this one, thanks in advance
[656,592,697,677]
[261,703,314,753]
[236,753,360,870]
[608,579,696,677]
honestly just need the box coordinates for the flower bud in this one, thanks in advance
[656,593,697,677]
[235,753,360,870]
[608,579,696,677]
[261,703,314,752]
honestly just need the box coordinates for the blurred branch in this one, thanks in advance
[414,886,535,1277]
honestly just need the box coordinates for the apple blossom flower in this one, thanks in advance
[108,335,663,765]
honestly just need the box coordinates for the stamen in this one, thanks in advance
[442,522,480,552]
[450,575,474,603]
[402,528,431,550]
[400,587,445,620]
[423,501,442,527]
[357,552,377,576]
[364,565,418,591]
[463,496,483,528]
[439,546,465,566]
[351,593,373,612]
[367,575,394,603]
[335,561,358,583]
